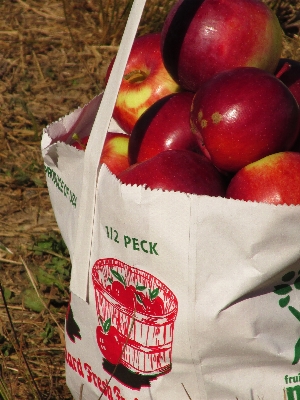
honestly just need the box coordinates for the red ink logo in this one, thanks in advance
[92,258,178,389]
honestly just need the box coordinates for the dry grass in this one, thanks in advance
[0,0,299,398]
[0,1,176,398]
[264,0,300,36]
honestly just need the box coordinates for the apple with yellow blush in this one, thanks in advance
[100,132,130,176]
[70,131,130,176]
[105,33,181,135]
[226,152,300,205]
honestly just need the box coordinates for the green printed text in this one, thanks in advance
[44,165,77,208]
[105,226,159,256]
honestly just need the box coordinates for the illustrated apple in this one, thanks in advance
[161,0,282,92]
[109,280,137,310]
[133,288,164,316]
[118,149,228,197]
[96,323,124,365]
[190,67,300,173]
[144,289,164,316]
[100,132,130,176]
[105,33,181,135]
[136,294,164,316]
[135,292,147,314]
[226,152,300,205]
[128,91,199,164]
[145,296,164,316]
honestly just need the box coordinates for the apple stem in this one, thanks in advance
[123,69,148,83]
[276,62,291,79]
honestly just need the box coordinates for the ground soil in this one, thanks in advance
[0,0,299,399]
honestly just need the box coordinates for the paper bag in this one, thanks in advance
[41,1,300,399]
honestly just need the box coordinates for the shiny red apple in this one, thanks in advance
[105,33,181,135]
[161,0,282,92]
[226,152,300,205]
[128,91,199,165]
[118,149,227,197]
[190,67,300,173]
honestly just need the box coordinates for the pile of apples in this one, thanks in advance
[71,0,300,206]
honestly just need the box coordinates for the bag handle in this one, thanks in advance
[70,0,147,300]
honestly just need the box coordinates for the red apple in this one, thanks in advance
[226,152,300,205]
[128,91,199,164]
[105,33,181,135]
[190,67,300,173]
[275,58,300,105]
[118,149,227,197]
[69,131,130,176]
[100,132,130,176]
[275,58,300,151]
[161,0,282,92]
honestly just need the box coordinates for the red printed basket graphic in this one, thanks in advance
[92,258,178,375]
